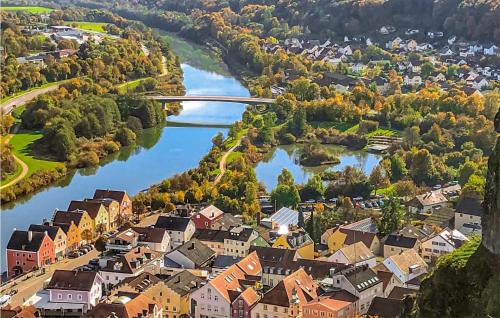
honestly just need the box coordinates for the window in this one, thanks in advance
[68,294,72,300]
[58,294,62,300]
[77,294,82,300]
[214,295,218,301]
[264,305,268,310]
[274,306,278,312]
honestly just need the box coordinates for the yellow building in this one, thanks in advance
[68,200,109,237]
[53,210,95,244]
[271,228,315,260]
[164,270,205,318]
[321,227,347,253]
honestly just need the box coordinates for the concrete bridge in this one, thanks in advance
[146,95,276,105]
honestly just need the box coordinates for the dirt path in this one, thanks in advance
[1,125,29,190]
[214,138,242,185]
[161,56,168,75]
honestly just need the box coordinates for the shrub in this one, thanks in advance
[126,116,143,133]
[103,141,120,153]
[115,127,137,146]
[281,133,296,144]
[358,120,379,134]
[77,151,100,167]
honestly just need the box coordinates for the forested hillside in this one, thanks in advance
[31,0,500,43]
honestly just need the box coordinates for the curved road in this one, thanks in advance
[1,84,64,114]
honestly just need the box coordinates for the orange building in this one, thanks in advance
[302,294,357,318]
[52,221,81,252]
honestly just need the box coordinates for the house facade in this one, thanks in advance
[6,230,55,277]
[155,216,196,250]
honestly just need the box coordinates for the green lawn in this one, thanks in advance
[224,129,248,148]
[310,121,356,132]
[1,161,23,185]
[116,78,151,94]
[0,6,54,13]
[9,131,64,177]
[366,127,400,138]
[226,151,243,164]
[1,80,66,104]
[63,21,109,32]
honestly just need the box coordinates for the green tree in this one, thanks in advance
[403,126,421,147]
[271,184,301,209]
[410,149,436,185]
[421,62,434,78]
[379,196,405,235]
[390,155,408,181]
[289,107,308,137]
[458,161,479,185]
[278,168,295,186]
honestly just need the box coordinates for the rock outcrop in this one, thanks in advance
[482,110,500,254]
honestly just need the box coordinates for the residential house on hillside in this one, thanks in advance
[85,294,162,318]
[6,230,55,277]
[164,270,205,318]
[211,213,241,230]
[28,223,67,260]
[192,205,224,229]
[383,249,428,287]
[408,191,449,213]
[106,228,140,252]
[327,241,376,267]
[93,189,132,218]
[164,238,216,270]
[53,210,94,243]
[454,196,483,231]
[35,270,103,316]
[99,246,164,288]
[420,228,468,263]
[68,200,109,235]
[251,268,318,318]
[190,252,262,318]
[154,216,196,250]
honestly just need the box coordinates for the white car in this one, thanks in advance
[0,294,11,306]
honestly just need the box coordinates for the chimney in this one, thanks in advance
[28,231,33,242]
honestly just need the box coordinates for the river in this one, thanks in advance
[0,35,249,271]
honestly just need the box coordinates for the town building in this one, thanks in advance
[86,294,162,318]
[382,249,428,287]
[68,200,109,236]
[132,227,171,253]
[35,270,103,316]
[6,230,55,277]
[99,246,164,289]
[164,238,216,270]
[93,189,133,218]
[53,210,95,243]
[154,216,196,250]
[454,196,483,230]
[28,223,68,260]
[420,228,469,263]
[327,241,376,267]
[164,270,205,318]
[269,227,315,259]
[192,205,224,229]
[383,233,419,258]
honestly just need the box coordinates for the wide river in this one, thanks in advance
[0,34,380,271]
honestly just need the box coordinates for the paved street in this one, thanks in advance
[4,249,99,308]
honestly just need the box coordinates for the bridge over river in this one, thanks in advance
[146,95,276,105]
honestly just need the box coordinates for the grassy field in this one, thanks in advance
[156,30,229,74]
[310,121,356,132]
[366,127,400,137]
[226,151,243,164]
[0,6,54,13]
[116,78,150,94]
[9,131,64,177]
[63,21,109,32]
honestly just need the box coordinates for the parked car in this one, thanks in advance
[68,251,80,258]
[89,258,99,266]
[365,202,372,208]
[9,289,18,296]
[0,295,11,306]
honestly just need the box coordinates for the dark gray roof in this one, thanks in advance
[7,230,47,252]
[132,226,167,243]
[455,197,483,217]
[367,297,404,317]
[385,234,418,249]
[28,224,61,241]
[165,270,205,296]
[194,229,227,242]
[339,265,381,292]
[171,239,215,267]
[388,286,417,300]
[213,255,242,268]
[155,216,192,231]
